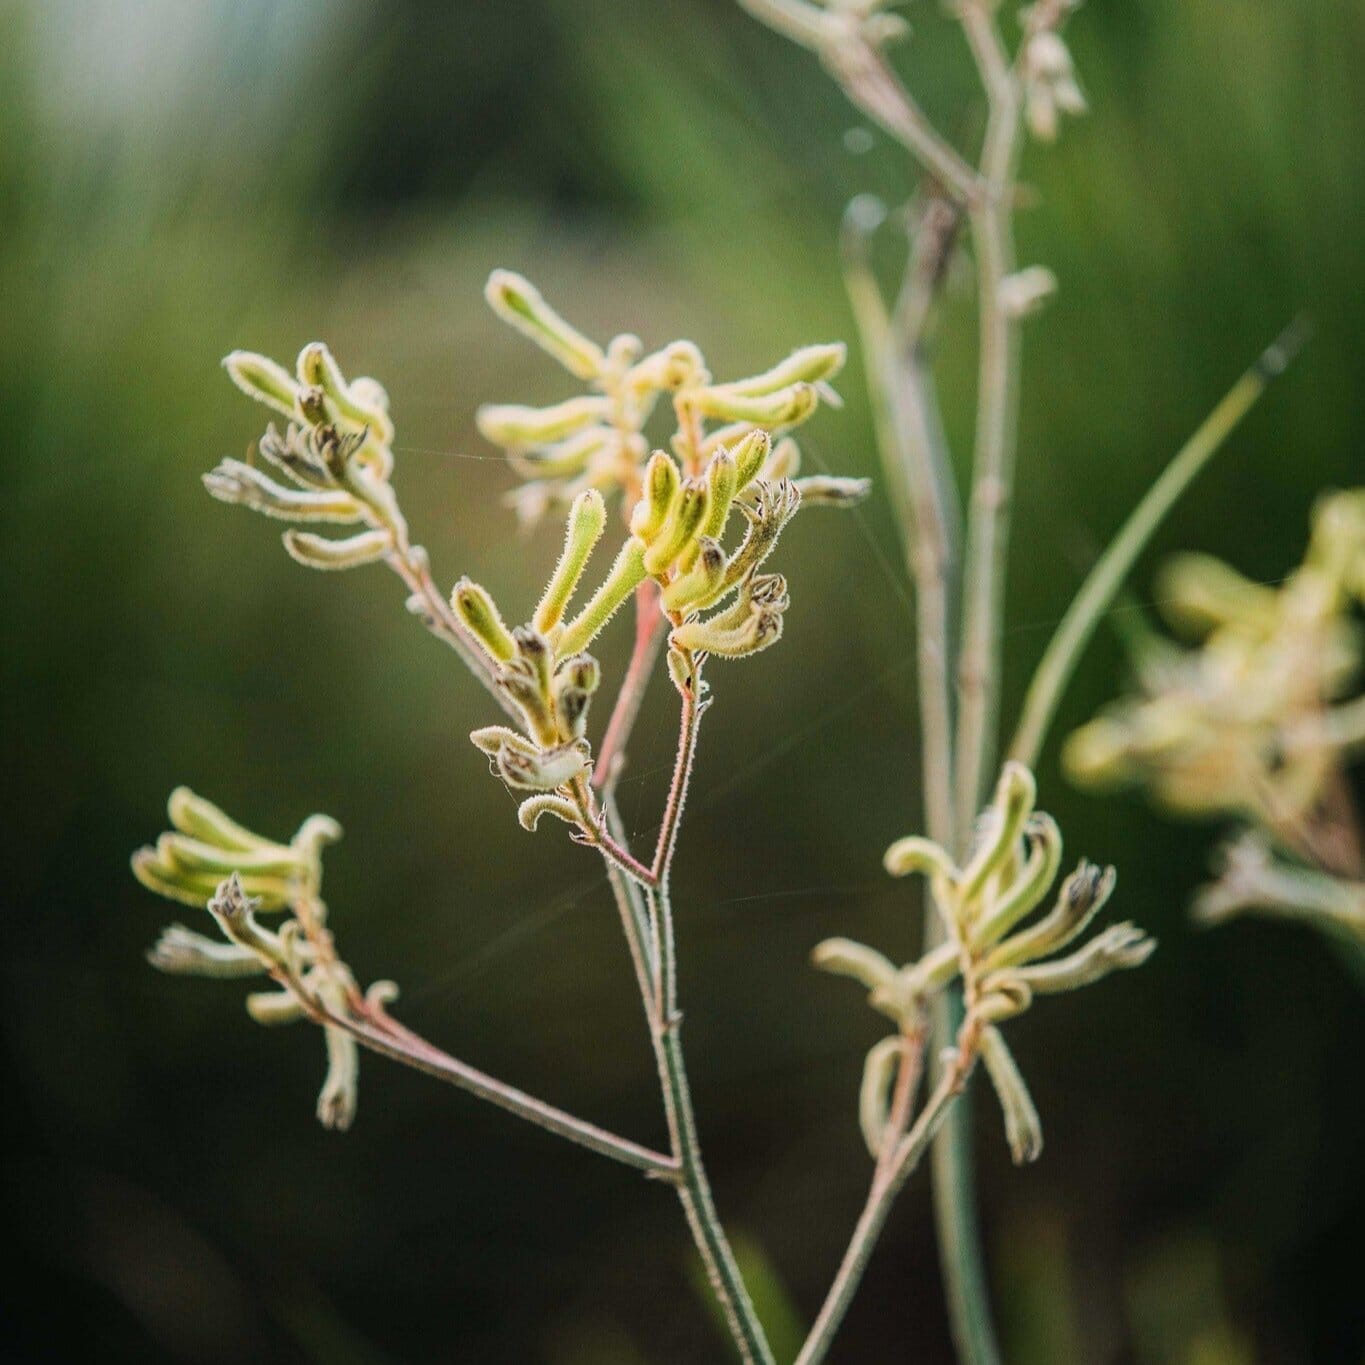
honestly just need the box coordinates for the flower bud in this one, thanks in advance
[317,1022,359,1131]
[283,528,393,571]
[146,924,265,978]
[224,350,299,418]
[534,489,607,634]
[630,451,681,540]
[451,578,518,663]
[643,479,710,575]
[697,450,739,542]
[980,1027,1043,1165]
[792,475,872,507]
[556,540,648,657]
[485,270,606,380]
[245,989,308,1026]
[168,788,266,853]
[670,603,783,659]
[724,343,846,397]
[508,425,613,480]
[517,794,582,832]
[859,1036,904,1158]
[883,835,956,882]
[1009,921,1155,993]
[811,937,899,993]
[661,538,727,612]
[692,381,818,428]
[960,762,1038,906]
[984,860,1117,971]
[476,395,611,449]
[203,460,364,523]
[730,429,773,490]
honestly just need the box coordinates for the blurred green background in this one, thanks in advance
[3,1,1363,1361]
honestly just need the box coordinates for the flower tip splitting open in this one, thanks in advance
[823,763,1154,1166]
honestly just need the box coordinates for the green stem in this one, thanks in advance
[795,1054,972,1365]
[1008,318,1309,769]
[648,883,775,1365]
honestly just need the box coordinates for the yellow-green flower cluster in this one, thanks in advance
[1065,489,1365,832]
[205,342,408,573]
[476,269,865,527]
[455,423,833,826]
[133,789,373,1131]
[814,764,1154,1164]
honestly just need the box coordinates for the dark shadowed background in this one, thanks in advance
[3,1,1363,1362]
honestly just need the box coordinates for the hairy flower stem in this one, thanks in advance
[593,581,667,791]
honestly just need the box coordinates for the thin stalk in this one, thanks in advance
[1008,318,1313,768]
[649,884,776,1365]
[842,201,961,851]
[954,5,1023,840]
[795,1050,975,1365]
[594,580,668,790]
[301,991,678,1178]
[937,11,1024,1365]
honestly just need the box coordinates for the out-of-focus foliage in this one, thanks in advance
[2,1,1362,1361]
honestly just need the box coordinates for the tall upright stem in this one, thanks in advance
[939,11,1023,1365]
[598,670,774,1364]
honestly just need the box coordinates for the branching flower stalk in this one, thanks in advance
[129,10,1301,1356]
[134,276,878,1364]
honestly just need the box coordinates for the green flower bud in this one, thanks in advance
[485,270,606,380]
[317,1021,359,1131]
[960,762,1038,907]
[1005,921,1155,993]
[555,541,648,658]
[692,381,818,428]
[534,490,607,634]
[697,451,738,542]
[883,836,956,882]
[476,395,611,449]
[630,451,681,541]
[661,538,726,612]
[731,429,773,490]
[451,578,518,663]
[724,343,846,396]
[168,788,266,853]
[644,480,710,575]
[224,350,299,419]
